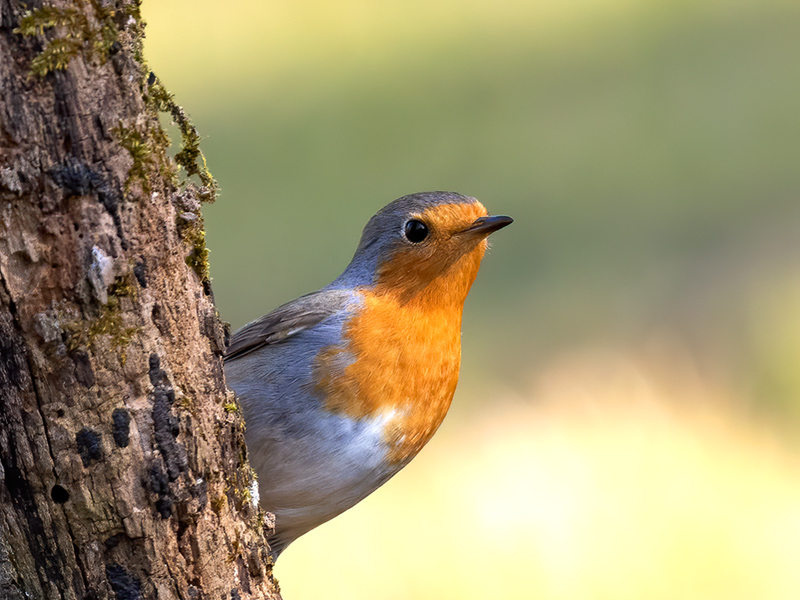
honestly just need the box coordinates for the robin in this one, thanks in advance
[224,191,512,558]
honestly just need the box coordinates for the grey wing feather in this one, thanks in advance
[224,289,355,361]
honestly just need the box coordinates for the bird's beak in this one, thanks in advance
[459,215,514,236]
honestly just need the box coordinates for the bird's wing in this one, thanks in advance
[224,289,356,362]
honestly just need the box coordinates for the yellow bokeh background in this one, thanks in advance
[142,1,800,598]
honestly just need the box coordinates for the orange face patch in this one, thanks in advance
[373,201,489,304]
[313,201,491,465]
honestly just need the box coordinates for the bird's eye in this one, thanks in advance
[404,219,429,243]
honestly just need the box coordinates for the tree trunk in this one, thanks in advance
[0,1,281,598]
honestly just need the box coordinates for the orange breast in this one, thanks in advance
[313,237,485,466]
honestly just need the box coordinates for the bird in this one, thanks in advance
[223,191,512,559]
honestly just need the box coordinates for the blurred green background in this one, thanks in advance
[143,1,800,598]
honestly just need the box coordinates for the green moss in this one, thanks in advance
[108,273,137,299]
[176,396,195,412]
[113,125,154,192]
[237,486,252,505]
[223,402,239,413]
[186,228,210,281]
[227,535,242,563]
[114,80,217,286]
[144,76,218,199]
[113,93,179,196]
[211,492,227,516]
[229,462,260,516]
[14,5,83,36]
[14,0,123,77]
[66,273,140,364]
[175,207,211,283]
[255,509,268,532]
[29,36,84,76]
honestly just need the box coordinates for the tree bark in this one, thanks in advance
[0,1,281,598]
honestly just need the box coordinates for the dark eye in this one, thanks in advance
[404,219,429,243]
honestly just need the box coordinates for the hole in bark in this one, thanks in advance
[57,409,65,418]
[133,259,147,288]
[51,484,70,504]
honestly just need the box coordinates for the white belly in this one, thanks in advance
[244,406,397,553]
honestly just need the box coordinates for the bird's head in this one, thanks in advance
[340,192,512,306]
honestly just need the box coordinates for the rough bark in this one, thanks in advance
[0,1,281,598]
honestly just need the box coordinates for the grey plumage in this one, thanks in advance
[224,289,357,361]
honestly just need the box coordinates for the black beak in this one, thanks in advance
[460,215,514,235]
